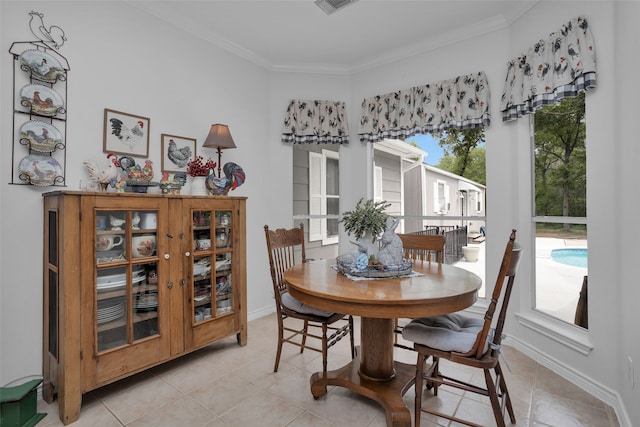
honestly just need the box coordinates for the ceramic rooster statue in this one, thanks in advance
[84,153,120,184]
[206,162,245,195]
[126,160,154,183]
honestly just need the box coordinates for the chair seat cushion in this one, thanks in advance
[281,292,335,317]
[402,313,493,354]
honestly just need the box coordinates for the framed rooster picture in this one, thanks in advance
[103,108,150,157]
[161,133,196,173]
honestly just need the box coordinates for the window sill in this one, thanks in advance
[515,311,593,355]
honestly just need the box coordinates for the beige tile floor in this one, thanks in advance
[37,314,620,427]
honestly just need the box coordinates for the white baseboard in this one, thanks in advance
[507,336,632,427]
[248,305,275,322]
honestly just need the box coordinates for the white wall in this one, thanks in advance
[613,2,640,425]
[1,1,638,425]
[0,1,271,384]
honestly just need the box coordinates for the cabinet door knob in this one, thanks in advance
[184,251,191,257]
[167,281,173,289]
[164,253,170,259]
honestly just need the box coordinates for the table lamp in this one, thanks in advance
[202,124,236,178]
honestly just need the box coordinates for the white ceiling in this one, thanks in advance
[130,0,538,74]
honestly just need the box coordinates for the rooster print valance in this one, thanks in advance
[282,99,349,144]
[500,16,597,122]
[358,71,490,143]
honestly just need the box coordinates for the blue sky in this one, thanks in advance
[405,134,443,165]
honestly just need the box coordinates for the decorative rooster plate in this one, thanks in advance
[19,120,64,153]
[18,154,63,186]
[20,83,65,116]
[19,49,66,83]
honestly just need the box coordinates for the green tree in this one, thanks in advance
[437,146,486,185]
[436,128,484,177]
[430,129,486,185]
[534,92,586,230]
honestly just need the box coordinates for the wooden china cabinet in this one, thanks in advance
[42,191,247,425]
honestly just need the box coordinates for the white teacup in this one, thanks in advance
[96,234,123,251]
[132,235,156,258]
[196,239,211,251]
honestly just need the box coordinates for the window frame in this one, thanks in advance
[530,103,588,326]
[308,149,339,245]
[433,179,450,214]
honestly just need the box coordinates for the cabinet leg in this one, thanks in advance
[237,329,247,346]
[42,378,54,404]
[58,392,82,425]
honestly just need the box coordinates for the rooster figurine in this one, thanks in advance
[206,162,246,195]
[126,160,154,183]
[84,153,120,190]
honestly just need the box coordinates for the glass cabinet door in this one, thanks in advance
[191,209,233,323]
[95,209,159,352]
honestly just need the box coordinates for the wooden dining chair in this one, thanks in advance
[393,233,446,348]
[264,224,355,376]
[402,229,522,427]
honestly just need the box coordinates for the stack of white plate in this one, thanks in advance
[97,300,125,324]
[97,267,146,292]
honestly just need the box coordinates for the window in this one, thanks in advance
[309,150,339,245]
[373,164,383,202]
[474,191,483,213]
[433,180,449,213]
[532,93,588,327]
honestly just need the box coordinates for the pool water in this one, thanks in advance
[551,248,588,268]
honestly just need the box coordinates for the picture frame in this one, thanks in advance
[103,108,150,157]
[161,133,197,173]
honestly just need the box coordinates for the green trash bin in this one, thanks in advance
[0,378,47,427]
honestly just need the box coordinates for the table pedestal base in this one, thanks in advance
[310,354,415,427]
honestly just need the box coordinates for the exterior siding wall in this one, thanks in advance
[404,164,486,233]
[374,150,402,217]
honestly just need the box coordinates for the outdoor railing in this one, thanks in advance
[409,226,467,264]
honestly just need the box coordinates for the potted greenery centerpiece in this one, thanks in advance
[337,198,411,277]
[340,198,390,243]
[338,198,389,272]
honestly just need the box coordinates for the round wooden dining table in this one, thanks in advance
[284,259,482,427]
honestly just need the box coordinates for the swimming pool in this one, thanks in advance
[551,248,588,268]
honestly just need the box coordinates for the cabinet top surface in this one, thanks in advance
[43,190,247,200]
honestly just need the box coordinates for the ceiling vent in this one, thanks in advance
[315,0,359,15]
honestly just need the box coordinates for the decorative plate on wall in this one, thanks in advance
[20,83,65,116]
[19,120,64,153]
[19,49,66,83]
[18,154,63,186]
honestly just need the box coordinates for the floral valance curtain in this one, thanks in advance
[281,99,349,144]
[358,71,490,143]
[500,16,596,122]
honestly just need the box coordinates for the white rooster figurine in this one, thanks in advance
[84,153,121,185]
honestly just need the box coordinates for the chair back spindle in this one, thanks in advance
[397,234,445,263]
[470,229,521,359]
[265,224,306,301]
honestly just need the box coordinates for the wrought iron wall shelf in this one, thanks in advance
[9,41,70,187]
